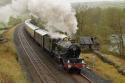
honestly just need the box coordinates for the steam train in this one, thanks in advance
[24,19,86,72]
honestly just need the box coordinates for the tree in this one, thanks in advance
[103,7,125,56]
[8,16,22,27]
[76,6,125,56]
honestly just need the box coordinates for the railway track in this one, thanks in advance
[14,24,91,83]
[18,27,60,83]
[14,24,111,83]
[17,25,60,83]
[80,73,93,83]
[80,68,111,83]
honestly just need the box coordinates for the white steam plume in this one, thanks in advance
[0,0,78,38]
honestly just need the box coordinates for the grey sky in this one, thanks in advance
[0,0,11,6]
[68,0,124,3]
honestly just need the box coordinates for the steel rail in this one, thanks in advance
[80,73,93,83]
[17,29,45,82]
[18,27,60,83]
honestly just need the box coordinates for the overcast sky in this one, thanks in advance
[68,0,124,3]
[0,0,124,6]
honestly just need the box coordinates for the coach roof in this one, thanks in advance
[25,19,39,30]
[35,29,48,36]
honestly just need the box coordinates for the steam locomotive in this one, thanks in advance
[25,19,86,72]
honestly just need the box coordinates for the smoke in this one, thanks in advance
[0,0,28,23]
[0,0,78,38]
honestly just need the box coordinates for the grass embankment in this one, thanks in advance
[0,27,27,83]
[107,54,125,69]
[81,53,125,83]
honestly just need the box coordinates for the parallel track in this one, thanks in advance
[80,68,111,83]
[80,73,93,83]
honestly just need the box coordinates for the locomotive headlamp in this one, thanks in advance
[82,61,85,64]
[68,64,71,68]
[68,60,70,63]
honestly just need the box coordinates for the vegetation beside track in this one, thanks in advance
[76,6,125,57]
[81,53,125,83]
[0,18,27,83]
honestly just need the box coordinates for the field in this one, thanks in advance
[0,27,27,83]
[81,53,125,83]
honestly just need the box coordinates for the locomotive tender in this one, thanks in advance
[25,19,86,72]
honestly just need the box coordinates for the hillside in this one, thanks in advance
[0,26,27,83]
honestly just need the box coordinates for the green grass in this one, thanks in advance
[0,22,5,35]
[0,30,4,35]
[80,53,125,83]
[0,27,27,83]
